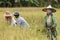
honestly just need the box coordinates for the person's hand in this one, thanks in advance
[15,22,17,24]
[50,26,54,31]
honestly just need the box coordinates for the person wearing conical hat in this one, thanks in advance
[42,5,57,40]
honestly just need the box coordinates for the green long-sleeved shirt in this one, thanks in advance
[44,15,57,27]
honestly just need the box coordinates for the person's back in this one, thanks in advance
[17,16,30,27]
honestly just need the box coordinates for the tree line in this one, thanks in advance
[0,0,60,8]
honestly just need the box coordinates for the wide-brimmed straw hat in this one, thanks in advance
[42,5,56,12]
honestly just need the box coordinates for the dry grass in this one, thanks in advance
[0,7,60,40]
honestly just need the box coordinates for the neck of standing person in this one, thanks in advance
[47,13,51,16]
[47,13,53,17]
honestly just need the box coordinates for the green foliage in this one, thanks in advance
[22,0,40,7]
[0,1,3,4]
[15,0,20,3]
[0,1,12,7]
[54,5,60,8]
[43,2,47,7]
[33,0,39,6]
[0,0,60,8]
[6,1,12,6]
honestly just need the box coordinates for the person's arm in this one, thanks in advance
[44,16,47,28]
[11,17,16,26]
[52,16,57,27]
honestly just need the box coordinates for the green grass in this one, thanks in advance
[0,7,60,40]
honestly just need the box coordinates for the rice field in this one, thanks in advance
[0,7,60,40]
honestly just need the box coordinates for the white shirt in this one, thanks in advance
[11,17,16,26]
[47,15,52,26]
[16,16,30,27]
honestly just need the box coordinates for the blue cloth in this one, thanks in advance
[50,10,53,15]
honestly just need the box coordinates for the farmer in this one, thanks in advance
[4,11,12,24]
[42,5,57,40]
[14,11,30,27]
[4,11,16,26]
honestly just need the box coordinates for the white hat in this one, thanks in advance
[42,5,56,12]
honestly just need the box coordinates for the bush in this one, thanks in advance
[6,1,12,6]
[52,4,60,8]
[0,1,3,7]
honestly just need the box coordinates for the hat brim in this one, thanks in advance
[42,8,56,12]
